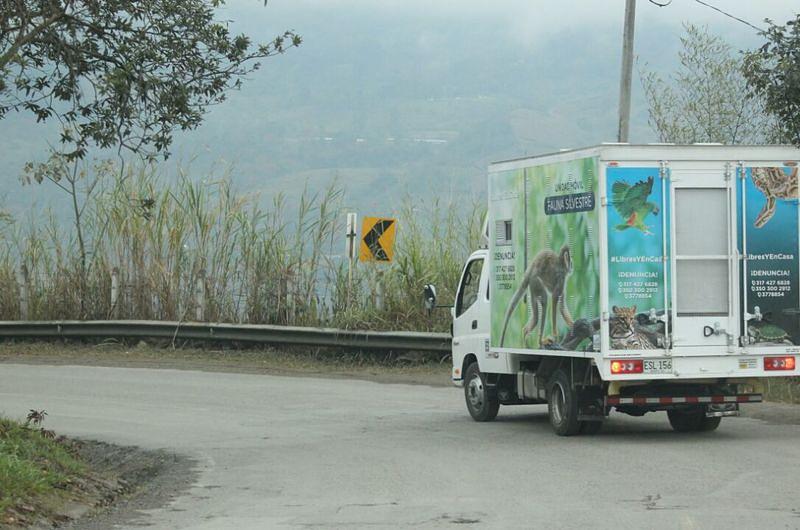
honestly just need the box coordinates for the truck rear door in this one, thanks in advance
[738,163,800,354]
[669,165,738,353]
[669,161,800,356]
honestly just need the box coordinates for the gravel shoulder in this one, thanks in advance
[0,430,195,529]
[60,441,197,530]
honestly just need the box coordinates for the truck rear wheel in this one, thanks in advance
[547,368,581,436]
[464,362,499,422]
[667,408,721,432]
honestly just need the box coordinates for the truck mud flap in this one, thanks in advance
[577,387,605,421]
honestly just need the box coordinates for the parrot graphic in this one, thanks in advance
[611,175,659,235]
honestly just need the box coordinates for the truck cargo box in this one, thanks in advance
[487,144,800,381]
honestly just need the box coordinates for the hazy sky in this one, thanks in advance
[216,1,799,110]
[210,0,800,145]
[227,0,799,47]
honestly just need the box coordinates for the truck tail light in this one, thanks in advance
[611,360,643,374]
[764,356,796,371]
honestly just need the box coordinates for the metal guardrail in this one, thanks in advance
[0,320,452,352]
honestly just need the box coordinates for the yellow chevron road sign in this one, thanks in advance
[359,217,397,262]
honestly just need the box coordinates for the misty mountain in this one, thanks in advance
[0,3,779,219]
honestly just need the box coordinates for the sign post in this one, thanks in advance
[359,217,397,311]
[345,213,358,303]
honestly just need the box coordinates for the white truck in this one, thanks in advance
[427,144,800,435]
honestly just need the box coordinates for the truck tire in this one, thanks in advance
[547,368,581,436]
[667,408,722,432]
[464,362,499,422]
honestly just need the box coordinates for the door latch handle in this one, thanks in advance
[704,323,734,345]
[471,320,478,329]
[704,323,726,337]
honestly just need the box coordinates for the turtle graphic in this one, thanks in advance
[611,175,659,235]
[752,166,799,228]
[748,320,792,345]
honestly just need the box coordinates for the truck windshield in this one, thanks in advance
[456,258,484,317]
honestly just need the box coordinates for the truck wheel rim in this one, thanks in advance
[467,374,484,410]
[552,382,566,424]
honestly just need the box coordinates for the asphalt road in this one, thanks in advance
[2,364,800,529]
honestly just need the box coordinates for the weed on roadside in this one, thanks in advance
[0,414,86,525]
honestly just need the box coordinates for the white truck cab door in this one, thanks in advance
[452,255,491,379]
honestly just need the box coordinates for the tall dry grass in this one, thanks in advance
[0,159,483,332]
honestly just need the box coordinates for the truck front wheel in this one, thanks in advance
[547,368,581,436]
[464,362,499,422]
[667,408,721,432]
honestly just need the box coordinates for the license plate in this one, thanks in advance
[644,359,672,374]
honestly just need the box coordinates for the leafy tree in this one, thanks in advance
[743,14,800,146]
[640,23,778,144]
[0,1,300,160]
[21,153,105,316]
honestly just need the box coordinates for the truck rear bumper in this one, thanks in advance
[606,394,762,406]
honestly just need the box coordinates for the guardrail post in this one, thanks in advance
[195,269,206,321]
[177,277,183,320]
[375,271,385,311]
[19,265,29,320]
[316,296,326,322]
[110,267,119,318]
[286,275,295,323]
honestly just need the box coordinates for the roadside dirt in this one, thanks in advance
[0,340,453,388]
[740,401,800,425]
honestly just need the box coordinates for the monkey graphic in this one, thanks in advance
[499,244,574,348]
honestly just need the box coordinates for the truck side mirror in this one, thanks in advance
[423,284,437,316]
